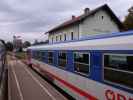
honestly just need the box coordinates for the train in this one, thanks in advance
[27,31,133,100]
[0,40,6,85]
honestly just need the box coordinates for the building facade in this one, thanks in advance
[46,4,124,44]
[13,36,23,52]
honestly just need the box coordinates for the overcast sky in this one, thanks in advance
[0,0,132,43]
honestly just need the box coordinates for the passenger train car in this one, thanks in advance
[0,40,6,85]
[27,31,133,100]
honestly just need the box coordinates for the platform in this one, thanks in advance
[8,56,67,100]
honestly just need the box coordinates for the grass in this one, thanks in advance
[15,52,27,60]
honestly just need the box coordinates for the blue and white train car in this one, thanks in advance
[27,31,133,100]
[0,40,6,84]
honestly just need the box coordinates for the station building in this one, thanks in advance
[46,4,124,44]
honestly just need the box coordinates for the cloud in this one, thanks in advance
[0,0,132,42]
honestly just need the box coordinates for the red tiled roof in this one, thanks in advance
[46,4,124,34]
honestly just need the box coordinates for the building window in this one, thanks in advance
[48,52,53,64]
[64,34,66,41]
[58,51,67,68]
[56,36,58,42]
[60,35,61,41]
[71,32,74,40]
[74,52,90,75]
[51,37,53,43]
[104,54,133,89]
[101,16,104,20]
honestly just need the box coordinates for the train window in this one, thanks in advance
[39,51,45,61]
[33,51,46,62]
[41,51,46,61]
[48,52,53,64]
[58,51,67,68]
[104,54,133,89]
[38,51,42,61]
[33,51,38,60]
[74,52,90,75]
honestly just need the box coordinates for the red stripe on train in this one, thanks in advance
[30,63,98,100]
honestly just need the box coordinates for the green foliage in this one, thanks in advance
[123,6,133,30]
[15,52,26,59]
[6,42,13,51]
[23,41,31,48]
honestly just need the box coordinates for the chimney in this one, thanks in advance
[84,8,90,14]
[72,15,76,20]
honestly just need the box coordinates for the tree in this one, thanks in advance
[32,39,38,45]
[32,39,49,45]
[123,6,133,30]
[6,42,13,51]
[23,41,31,48]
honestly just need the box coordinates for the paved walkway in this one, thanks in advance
[8,56,67,100]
